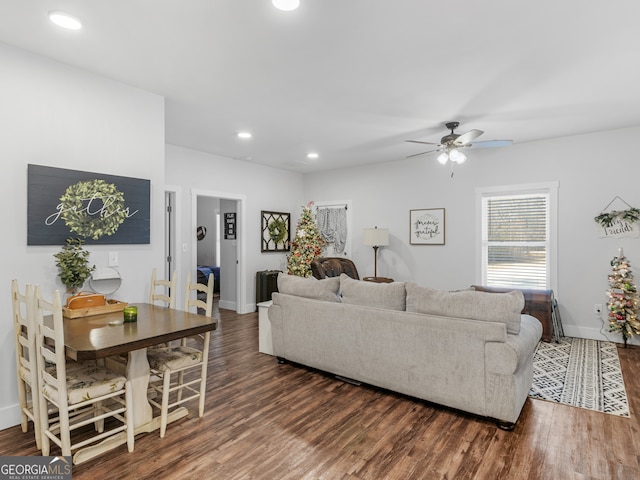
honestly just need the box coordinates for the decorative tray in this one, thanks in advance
[63,299,129,319]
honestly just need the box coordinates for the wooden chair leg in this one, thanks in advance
[160,370,171,438]
[125,381,134,453]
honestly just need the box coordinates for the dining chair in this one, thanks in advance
[184,271,214,317]
[12,280,42,449]
[146,272,214,438]
[149,267,177,308]
[34,285,134,464]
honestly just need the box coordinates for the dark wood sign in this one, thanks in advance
[224,212,236,240]
[27,164,151,245]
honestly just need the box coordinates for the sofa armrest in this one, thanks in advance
[268,296,284,354]
[485,315,543,375]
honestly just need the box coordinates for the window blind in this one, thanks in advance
[482,193,550,289]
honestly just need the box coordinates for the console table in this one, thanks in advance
[471,286,560,343]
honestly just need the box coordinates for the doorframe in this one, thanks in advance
[191,188,248,314]
[165,185,182,293]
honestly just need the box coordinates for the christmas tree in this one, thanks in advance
[606,248,640,346]
[287,204,327,277]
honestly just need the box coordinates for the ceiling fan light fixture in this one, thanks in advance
[437,152,449,165]
[449,149,466,164]
[272,0,300,11]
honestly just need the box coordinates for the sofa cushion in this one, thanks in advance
[277,273,341,302]
[405,282,524,334]
[340,274,406,311]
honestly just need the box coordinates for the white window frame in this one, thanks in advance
[476,182,559,294]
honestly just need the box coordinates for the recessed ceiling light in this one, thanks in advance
[237,132,252,139]
[272,0,300,11]
[307,153,319,160]
[49,11,83,30]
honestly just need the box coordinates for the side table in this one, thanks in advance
[257,300,273,355]
[363,277,394,283]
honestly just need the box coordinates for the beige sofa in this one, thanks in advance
[269,273,542,428]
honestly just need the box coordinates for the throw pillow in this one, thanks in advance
[277,273,341,302]
[340,274,406,311]
[405,282,524,334]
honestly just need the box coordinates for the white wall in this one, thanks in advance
[0,43,166,429]
[197,196,219,266]
[303,126,640,345]
[165,144,304,313]
[219,199,237,309]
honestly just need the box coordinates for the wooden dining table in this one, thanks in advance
[61,303,217,462]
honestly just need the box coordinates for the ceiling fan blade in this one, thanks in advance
[468,139,513,149]
[405,140,440,146]
[406,148,441,159]
[454,129,484,146]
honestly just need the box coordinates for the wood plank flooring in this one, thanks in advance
[2,308,639,479]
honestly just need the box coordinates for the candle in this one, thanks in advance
[123,306,137,323]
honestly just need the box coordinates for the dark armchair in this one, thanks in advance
[310,257,359,280]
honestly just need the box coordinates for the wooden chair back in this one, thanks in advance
[149,268,177,308]
[11,280,41,449]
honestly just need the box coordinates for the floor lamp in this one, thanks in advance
[363,227,389,278]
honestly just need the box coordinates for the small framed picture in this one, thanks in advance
[224,213,236,240]
[410,208,445,245]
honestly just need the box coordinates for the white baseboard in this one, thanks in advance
[0,403,21,431]
[562,325,640,346]
[218,299,236,311]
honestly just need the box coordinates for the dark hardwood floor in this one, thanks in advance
[2,308,639,479]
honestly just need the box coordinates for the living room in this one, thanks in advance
[1,2,639,477]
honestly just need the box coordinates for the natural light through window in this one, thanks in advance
[478,182,558,291]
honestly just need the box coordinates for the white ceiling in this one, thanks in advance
[1,1,639,172]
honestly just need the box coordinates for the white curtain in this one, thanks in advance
[316,207,347,254]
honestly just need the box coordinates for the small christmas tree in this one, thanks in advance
[287,204,327,277]
[606,248,640,346]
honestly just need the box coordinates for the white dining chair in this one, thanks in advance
[149,268,177,308]
[34,286,134,464]
[12,280,42,449]
[146,272,214,437]
[184,271,214,318]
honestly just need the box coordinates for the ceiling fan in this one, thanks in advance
[406,121,512,165]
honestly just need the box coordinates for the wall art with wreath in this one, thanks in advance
[261,210,290,252]
[27,164,150,245]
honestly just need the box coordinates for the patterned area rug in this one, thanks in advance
[529,337,630,417]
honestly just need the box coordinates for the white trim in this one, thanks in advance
[191,188,249,314]
[165,185,182,299]
[476,181,559,296]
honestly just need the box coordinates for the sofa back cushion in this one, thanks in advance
[405,282,524,334]
[340,274,406,311]
[277,273,341,302]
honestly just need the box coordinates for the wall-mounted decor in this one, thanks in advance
[224,213,236,240]
[261,210,290,252]
[27,164,150,245]
[594,196,640,239]
[410,208,445,245]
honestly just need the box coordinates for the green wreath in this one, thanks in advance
[60,179,127,240]
[594,208,640,228]
[268,218,287,245]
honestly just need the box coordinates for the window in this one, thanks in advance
[478,182,558,291]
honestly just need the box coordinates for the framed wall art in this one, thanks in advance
[224,212,236,240]
[261,210,290,252]
[410,208,445,245]
[27,164,150,245]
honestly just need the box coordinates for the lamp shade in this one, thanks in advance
[363,227,389,247]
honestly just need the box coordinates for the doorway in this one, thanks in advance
[191,189,248,314]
